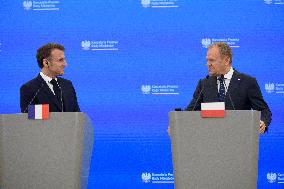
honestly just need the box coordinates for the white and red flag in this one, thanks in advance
[201,102,225,118]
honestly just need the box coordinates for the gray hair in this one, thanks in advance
[208,42,232,64]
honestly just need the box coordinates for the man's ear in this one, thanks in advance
[43,59,49,67]
[224,56,230,65]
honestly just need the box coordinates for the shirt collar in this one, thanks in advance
[224,67,234,80]
[40,72,57,83]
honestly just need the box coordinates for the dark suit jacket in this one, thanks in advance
[186,70,272,127]
[20,74,80,112]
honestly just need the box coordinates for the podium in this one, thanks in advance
[0,112,94,189]
[169,110,260,189]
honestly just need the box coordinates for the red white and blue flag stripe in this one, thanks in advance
[28,104,49,120]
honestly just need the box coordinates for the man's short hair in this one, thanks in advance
[208,42,232,64]
[36,43,65,68]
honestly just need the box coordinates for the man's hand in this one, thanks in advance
[259,120,266,134]
[167,127,171,136]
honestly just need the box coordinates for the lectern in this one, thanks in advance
[0,112,93,189]
[169,110,260,189]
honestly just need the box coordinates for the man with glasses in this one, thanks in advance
[20,43,80,112]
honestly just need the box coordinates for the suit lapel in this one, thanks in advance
[36,75,62,110]
[206,76,219,101]
[226,70,241,103]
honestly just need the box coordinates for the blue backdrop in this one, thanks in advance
[1,0,284,188]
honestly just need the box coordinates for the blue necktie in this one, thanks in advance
[218,77,226,102]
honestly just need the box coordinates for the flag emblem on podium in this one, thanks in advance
[201,102,225,118]
[28,104,49,120]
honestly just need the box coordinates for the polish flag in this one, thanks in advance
[201,102,225,118]
[28,104,49,120]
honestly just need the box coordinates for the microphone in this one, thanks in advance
[22,81,45,113]
[191,75,209,111]
[220,74,235,110]
[55,80,64,112]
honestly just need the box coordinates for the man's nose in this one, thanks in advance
[63,61,67,66]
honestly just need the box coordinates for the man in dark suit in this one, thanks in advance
[20,43,80,112]
[186,42,271,134]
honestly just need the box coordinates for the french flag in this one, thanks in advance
[28,104,50,120]
[201,102,225,118]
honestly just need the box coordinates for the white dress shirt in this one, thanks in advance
[39,72,57,95]
[217,67,234,94]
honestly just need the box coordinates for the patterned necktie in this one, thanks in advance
[218,77,226,102]
[50,79,61,101]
